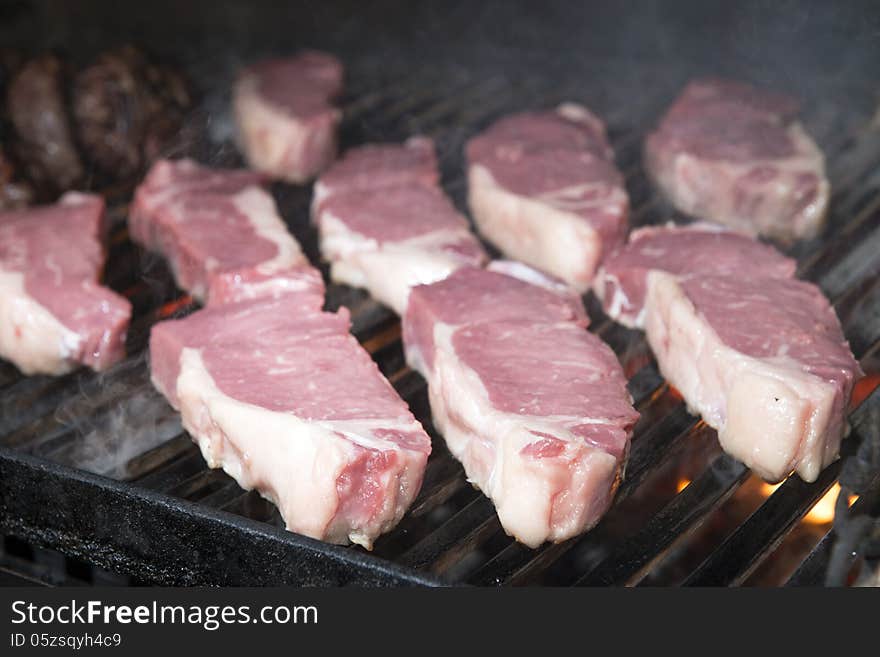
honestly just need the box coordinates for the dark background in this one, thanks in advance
[1,0,878,126]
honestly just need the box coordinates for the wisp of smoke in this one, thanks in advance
[52,353,182,479]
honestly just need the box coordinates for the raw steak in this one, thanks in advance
[644,78,829,242]
[150,292,431,548]
[0,193,131,375]
[312,137,438,211]
[130,158,315,304]
[234,51,343,183]
[595,223,860,482]
[314,139,486,314]
[403,265,637,547]
[466,103,629,292]
[595,222,796,327]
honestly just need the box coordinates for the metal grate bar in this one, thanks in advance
[398,497,500,575]
[407,455,468,517]
[132,443,210,492]
[121,433,195,482]
[785,474,880,586]
[576,454,749,586]
[683,383,880,586]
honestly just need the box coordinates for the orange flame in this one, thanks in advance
[158,295,194,319]
[759,482,782,497]
[851,373,880,409]
[676,478,691,493]
[759,482,857,525]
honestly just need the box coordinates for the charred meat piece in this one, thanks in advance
[6,54,84,192]
[72,45,192,180]
[0,50,34,208]
[0,145,33,209]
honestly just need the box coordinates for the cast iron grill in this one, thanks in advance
[1,57,879,587]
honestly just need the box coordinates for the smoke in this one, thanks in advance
[51,354,182,479]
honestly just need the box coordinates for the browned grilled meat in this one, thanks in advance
[0,49,34,209]
[6,54,84,191]
[0,145,33,209]
[71,45,191,179]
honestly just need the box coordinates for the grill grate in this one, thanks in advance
[1,67,879,587]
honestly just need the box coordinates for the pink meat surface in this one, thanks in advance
[595,222,796,327]
[594,222,861,482]
[402,264,637,547]
[312,137,438,211]
[130,158,314,304]
[234,51,343,183]
[150,292,431,548]
[320,185,471,244]
[313,138,486,314]
[404,264,587,376]
[466,103,629,291]
[644,78,829,242]
[0,193,131,375]
[206,263,325,308]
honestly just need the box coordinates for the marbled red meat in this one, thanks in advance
[403,264,636,547]
[150,292,431,548]
[466,103,629,292]
[313,138,485,314]
[312,137,438,211]
[129,158,317,304]
[644,78,829,242]
[207,262,325,308]
[595,222,796,327]
[234,51,343,183]
[0,193,131,375]
[404,263,586,376]
[594,222,860,482]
